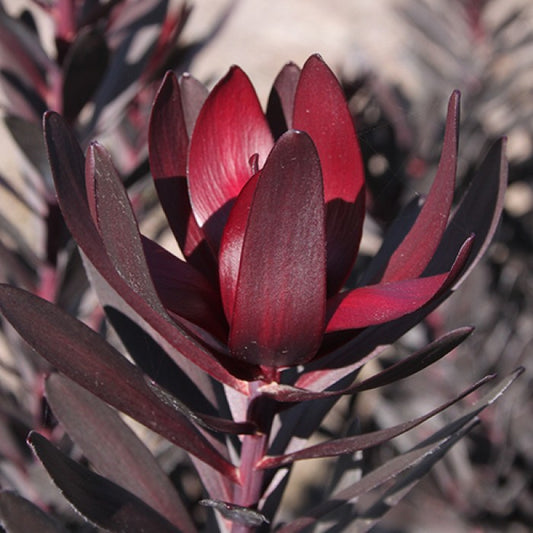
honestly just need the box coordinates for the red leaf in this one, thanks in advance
[0,284,240,482]
[180,72,209,136]
[425,138,508,287]
[257,375,494,469]
[325,274,447,332]
[218,173,259,322]
[45,374,197,532]
[229,131,327,367]
[28,433,182,533]
[266,61,301,136]
[256,327,472,403]
[45,112,254,388]
[293,54,366,295]
[148,72,213,276]
[188,66,273,251]
[381,91,460,282]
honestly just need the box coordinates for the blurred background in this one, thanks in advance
[0,0,531,531]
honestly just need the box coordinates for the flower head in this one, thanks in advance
[44,54,506,390]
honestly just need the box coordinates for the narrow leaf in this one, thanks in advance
[28,433,181,533]
[256,327,472,403]
[258,375,494,469]
[86,142,164,313]
[45,374,197,532]
[276,368,522,532]
[381,91,460,282]
[325,273,448,332]
[425,138,508,287]
[0,284,239,482]
[276,419,479,533]
[0,491,66,533]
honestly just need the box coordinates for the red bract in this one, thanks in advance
[0,53,512,531]
[43,54,506,388]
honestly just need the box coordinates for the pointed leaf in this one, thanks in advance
[45,374,197,532]
[327,369,523,532]
[257,375,493,469]
[188,66,274,250]
[293,54,366,295]
[45,112,253,389]
[0,284,239,482]
[355,326,473,390]
[142,236,227,340]
[381,91,460,282]
[0,491,66,533]
[276,420,479,533]
[86,142,164,313]
[219,173,259,321]
[256,327,472,403]
[425,138,508,286]
[266,61,300,137]
[28,432,181,533]
[325,273,448,333]
[229,130,326,367]
[62,27,109,123]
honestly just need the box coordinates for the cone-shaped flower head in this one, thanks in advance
[44,54,507,385]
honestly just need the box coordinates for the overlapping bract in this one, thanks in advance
[0,53,511,531]
[43,54,506,384]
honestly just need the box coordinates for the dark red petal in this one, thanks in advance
[149,72,189,178]
[229,131,327,367]
[218,173,259,321]
[266,61,301,137]
[381,91,460,282]
[293,54,366,295]
[149,72,214,278]
[45,113,255,388]
[142,236,227,339]
[180,73,208,137]
[188,66,273,251]
[325,274,447,333]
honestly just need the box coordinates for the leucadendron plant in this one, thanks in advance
[0,55,520,532]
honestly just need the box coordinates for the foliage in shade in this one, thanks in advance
[0,50,516,532]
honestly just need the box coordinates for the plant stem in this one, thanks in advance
[231,382,272,533]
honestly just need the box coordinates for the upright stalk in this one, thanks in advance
[231,381,274,532]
